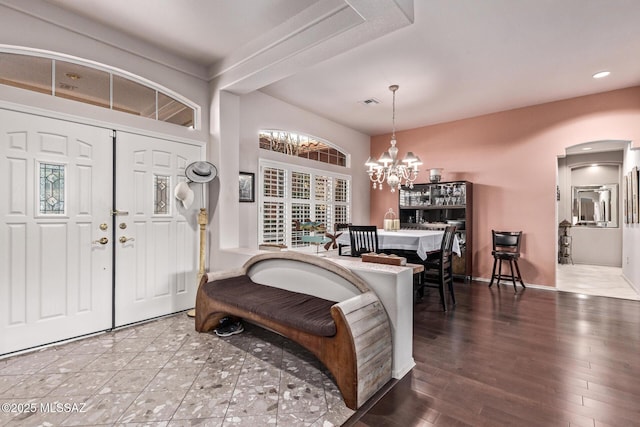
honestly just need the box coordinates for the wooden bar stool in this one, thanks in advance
[489,230,525,291]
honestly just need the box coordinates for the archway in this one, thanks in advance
[556,140,638,299]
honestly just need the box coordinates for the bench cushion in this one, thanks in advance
[202,274,338,337]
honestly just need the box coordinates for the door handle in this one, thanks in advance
[119,236,135,243]
[92,237,109,245]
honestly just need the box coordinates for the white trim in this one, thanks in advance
[0,100,205,148]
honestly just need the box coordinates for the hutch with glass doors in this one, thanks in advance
[399,181,473,281]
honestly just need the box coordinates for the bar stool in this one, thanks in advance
[489,230,525,291]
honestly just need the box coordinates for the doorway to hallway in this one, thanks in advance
[556,140,638,300]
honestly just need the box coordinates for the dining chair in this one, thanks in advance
[348,225,379,257]
[333,223,352,255]
[489,230,525,291]
[419,226,457,311]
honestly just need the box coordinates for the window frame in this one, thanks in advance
[258,129,348,167]
[0,47,199,129]
[258,159,351,251]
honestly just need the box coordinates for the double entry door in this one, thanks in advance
[0,108,201,355]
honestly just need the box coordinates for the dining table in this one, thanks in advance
[336,228,461,261]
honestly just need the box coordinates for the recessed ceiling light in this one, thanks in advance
[591,164,598,167]
[582,147,593,151]
[593,71,610,79]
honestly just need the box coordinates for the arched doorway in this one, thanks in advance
[556,140,639,300]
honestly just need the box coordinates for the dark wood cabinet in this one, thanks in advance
[399,181,473,281]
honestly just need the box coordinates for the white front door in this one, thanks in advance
[0,109,113,354]
[114,131,201,327]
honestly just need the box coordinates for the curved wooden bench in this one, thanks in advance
[195,252,392,410]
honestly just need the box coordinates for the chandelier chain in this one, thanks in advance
[391,85,396,141]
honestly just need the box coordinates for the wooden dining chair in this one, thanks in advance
[333,223,352,255]
[348,225,379,257]
[419,226,457,311]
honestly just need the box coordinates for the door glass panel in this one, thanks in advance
[0,52,52,94]
[158,92,194,127]
[54,60,110,108]
[39,163,65,214]
[154,175,170,215]
[113,75,156,118]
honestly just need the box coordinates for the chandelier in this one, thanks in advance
[365,85,422,192]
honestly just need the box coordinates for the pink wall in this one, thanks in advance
[369,86,640,287]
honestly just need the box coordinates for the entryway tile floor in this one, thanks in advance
[0,314,354,426]
[557,264,640,300]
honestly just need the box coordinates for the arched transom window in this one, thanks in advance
[0,49,198,128]
[259,130,347,167]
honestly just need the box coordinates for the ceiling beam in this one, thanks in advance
[213,0,414,94]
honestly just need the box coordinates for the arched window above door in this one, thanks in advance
[0,49,198,129]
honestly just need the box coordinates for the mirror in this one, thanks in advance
[572,184,618,227]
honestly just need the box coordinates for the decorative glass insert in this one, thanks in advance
[259,130,347,167]
[0,51,197,129]
[154,175,170,214]
[39,163,65,214]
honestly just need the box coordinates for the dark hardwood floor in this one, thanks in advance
[346,281,640,427]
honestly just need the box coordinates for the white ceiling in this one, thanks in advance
[15,0,640,136]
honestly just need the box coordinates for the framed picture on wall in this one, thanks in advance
[633,167,639,223]
[239,172,255,203]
